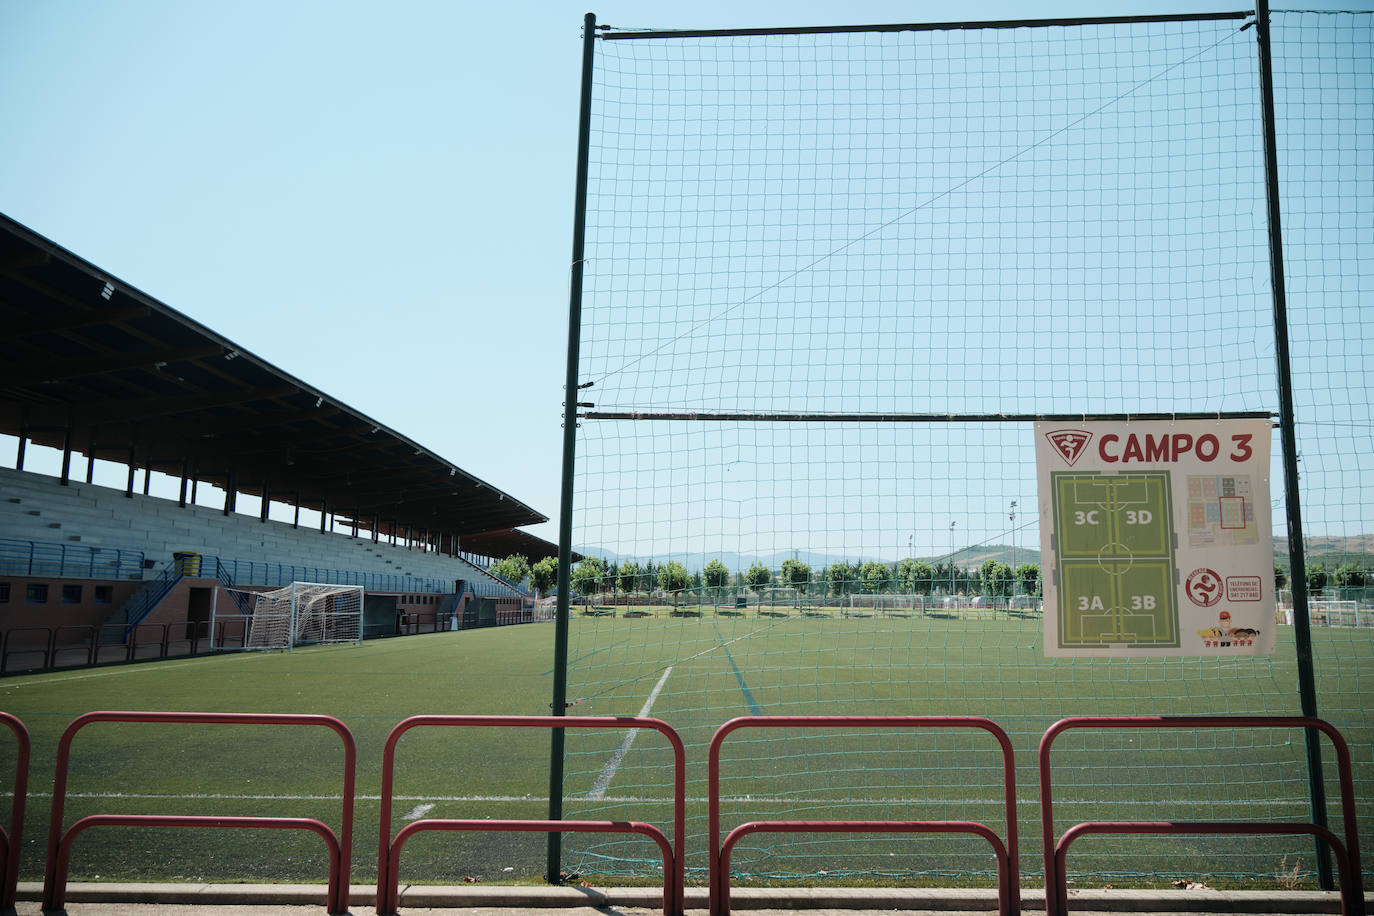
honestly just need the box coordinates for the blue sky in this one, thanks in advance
[1,1,1368,558]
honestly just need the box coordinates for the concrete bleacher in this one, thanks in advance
[0,467,522,596]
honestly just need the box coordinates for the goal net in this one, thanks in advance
[220,583,364,650]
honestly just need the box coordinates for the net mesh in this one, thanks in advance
[561,12,1373,889]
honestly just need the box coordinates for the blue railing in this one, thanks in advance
[118,564,185,628]
[0,538,144,581]
[471,564,532,598]
[214,558,449,594]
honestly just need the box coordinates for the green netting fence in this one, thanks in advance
[555,9,1373,890]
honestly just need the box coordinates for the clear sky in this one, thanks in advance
[1,1,1368,555]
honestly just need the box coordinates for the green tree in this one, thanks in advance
[1306,562,1328,595]
[825,562,856,597]
[1015,562,1041,597]
[980,559,1014,597]
[703,559,730,590]
[570,557,607,596]
[617,561,641,594]
[780,558,812,594]
[895,558,919,593]
[910,561,936,595]
[490,553,529,586]
[1334,562,1367,589]
[658,560,690,593]
[860,561,892,594]
[530,556,558,595]
[744,562,772,594]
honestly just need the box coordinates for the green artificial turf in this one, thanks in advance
[0,614,1367,891]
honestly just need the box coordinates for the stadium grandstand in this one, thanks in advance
[0,212,562,669]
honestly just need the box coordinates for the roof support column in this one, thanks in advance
[125,445,136,498]
[178,461,188,508]
[142,462,152,496]
[15,427,26,471]
[293,492,300,529]
[58,425,72,486]
[319,501,328,534]
[224,471,238,514]
[260,482,270,523]
[372,515,380,543]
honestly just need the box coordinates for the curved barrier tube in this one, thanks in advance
[376,714,686,916]
[50,815,342,911]
[0,712,29,908]
[1054,821,1355,916]
[384,819,674,915]
[42,710,356,913]
[708,715,1019,916]
[1038,716,1362,916]
[720,820,1011,916]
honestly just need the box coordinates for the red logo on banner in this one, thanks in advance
[1045,429,1093,466]
[1186,568,1223,608]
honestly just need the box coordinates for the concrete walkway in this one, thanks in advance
[10,883,1349,916]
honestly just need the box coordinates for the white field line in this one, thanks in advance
[0,653,270,688]
[25,790,1307,807]
[402,802,436,820]
[587,666,673,800]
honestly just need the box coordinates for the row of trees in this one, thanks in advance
[489,553,1043,598]
[1277,561,1370,594]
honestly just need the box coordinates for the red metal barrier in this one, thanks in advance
[43,711,357,913]
[1,627,51,673]
[1039,716,1364,916]
[0,713,29,909]
[127,623,167,661]
[50,625,98,668]
[214,617,248,650]
[376,714,686,916]
[708,716,1020,916]
[1056,822,1357,914]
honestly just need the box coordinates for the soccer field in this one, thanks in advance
[0,615,1369,889]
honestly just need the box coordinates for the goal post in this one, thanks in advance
[214,582,365,651]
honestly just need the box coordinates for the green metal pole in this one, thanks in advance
[547,10,597,886]
[1252,0,1333,889]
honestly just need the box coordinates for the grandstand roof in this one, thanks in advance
[459,527,578,563]
[0,213,547,538]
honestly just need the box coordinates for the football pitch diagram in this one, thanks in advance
[1051,471,1179,650]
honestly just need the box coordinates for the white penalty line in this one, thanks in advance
[587,665,673,800]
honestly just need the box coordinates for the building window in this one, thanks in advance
[26,584,49,604]
[62,584,83,604]
[94,585,113,605]
[0,583,9,603]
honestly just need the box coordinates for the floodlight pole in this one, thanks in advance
[1253,0,1331,889]
[547,10,598,887]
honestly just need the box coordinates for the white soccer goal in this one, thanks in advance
[215,582,365,651]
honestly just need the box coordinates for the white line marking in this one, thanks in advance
[0,653,270,688]
[24,790,1307,807]
[402,802,435,820]
[587,665,673,800]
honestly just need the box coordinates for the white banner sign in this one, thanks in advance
[1035,419,1275,658]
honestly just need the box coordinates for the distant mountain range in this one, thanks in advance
[574,535,1373,573]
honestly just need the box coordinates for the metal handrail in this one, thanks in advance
[377,715,686,916]
[708,715,1020,916]
[0,538,144,581]
[1039,716,1363,916]
[43,711,357,913]
[0,713,29,909]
